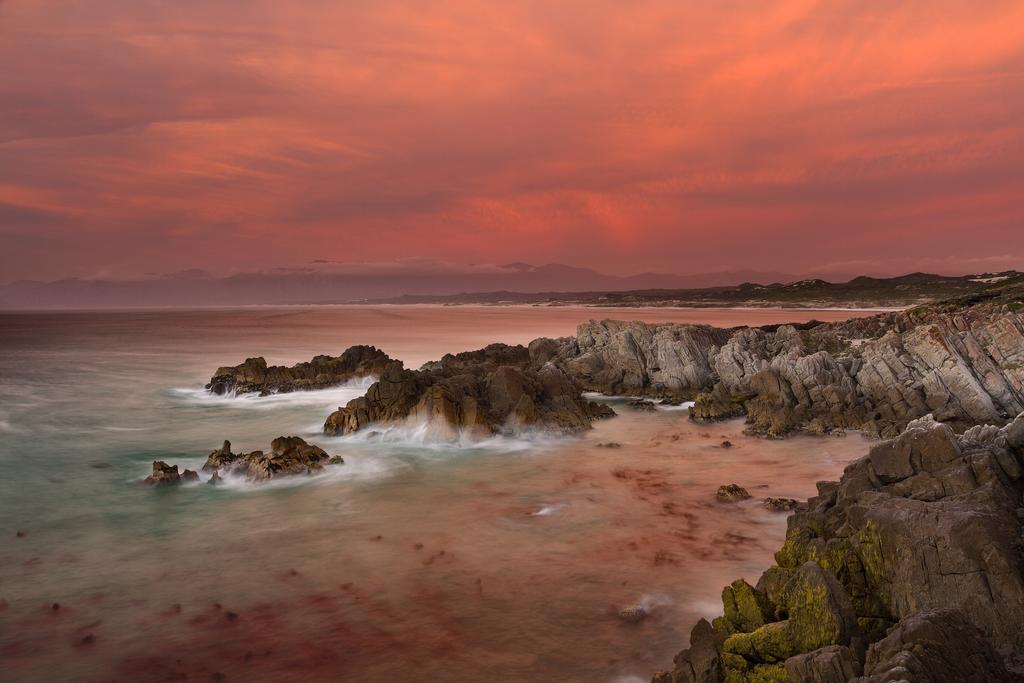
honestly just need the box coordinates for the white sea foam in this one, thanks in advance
[637,592,674,611]
[169,377,376,411]
[134,452,408,491]
[529,502,568,516]
[583,392,694,412]
[321,419,572,456]
[213,454,409,492]
[0,419,14,433]
[690,597,724,618]
[657,401,695,412]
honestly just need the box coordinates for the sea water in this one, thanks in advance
[0,306,873,682]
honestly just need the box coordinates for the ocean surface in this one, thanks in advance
[0,306,874,682]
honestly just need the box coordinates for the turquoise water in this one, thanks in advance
[0,306,870,682]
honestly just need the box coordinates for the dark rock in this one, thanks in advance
[785,645,862,682]
[206,345,393,396]
[596,442,623,449]
[203,440,237,473]
[143,461,181,486]
[323,343,614,439]
[652,411,1024,681]
[855,608,1015,682]
[716,484,752,503]
[652,618,724,683]
[200,437,341,481]
[763,497,800,512]
[181,469,200,483]
[618,605,649,623]
[629,399,658,411]
[208,471,223,486]
[720,440,733,448]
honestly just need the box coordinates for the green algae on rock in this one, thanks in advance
[652,412,1024,682]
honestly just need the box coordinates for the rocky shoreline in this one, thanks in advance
[183,283,1024,680]
[540,283,1024,439]
[652,412,1024,682]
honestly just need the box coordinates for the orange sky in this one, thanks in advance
[2,0,1023,281]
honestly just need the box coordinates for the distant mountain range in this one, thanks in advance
[369,271,1024,309]
[0,261,800,309]
[2,260,1018,310]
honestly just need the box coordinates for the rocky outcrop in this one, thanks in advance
[202,437,342,481]
[651,412,1024,682]
[552,285,1024,438]
[143,461,183,486]
[206,345,393,396]
[323,343,615,438]
[143,461,200,486]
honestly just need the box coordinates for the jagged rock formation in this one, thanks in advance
[143,461,183,486]
[201,437,343,481]
[143,461,199,486]
[205,345,393,396]
[323,343,615,439]
[651,412,1024,682]
[548,284,1024,438]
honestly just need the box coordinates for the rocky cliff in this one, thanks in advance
[323,343,615,439]
[548,284,1024,438]
[206,345,393,396]
[653,412,1024,682]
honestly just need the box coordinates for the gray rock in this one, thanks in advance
[853,608,1016,682]
[785,645,862,683]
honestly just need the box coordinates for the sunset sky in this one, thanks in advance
[2,1,1023,282]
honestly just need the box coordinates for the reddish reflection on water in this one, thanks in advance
[0,306,877,682]
[1,411,868,682]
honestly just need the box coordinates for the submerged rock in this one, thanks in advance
[762,497,799,512]
[206,345,393,396]
[628,399,658,411]
[618,605,650,623]
[716,484,752,503]
[323,343,615,439]
[651,411,1024,682]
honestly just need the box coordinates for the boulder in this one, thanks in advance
[716,484,752,503]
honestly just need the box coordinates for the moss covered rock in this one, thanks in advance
[722,579,773,634]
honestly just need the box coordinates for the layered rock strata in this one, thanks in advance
[545,285,1024,438]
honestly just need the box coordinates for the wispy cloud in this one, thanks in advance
[1,0,1022,281]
